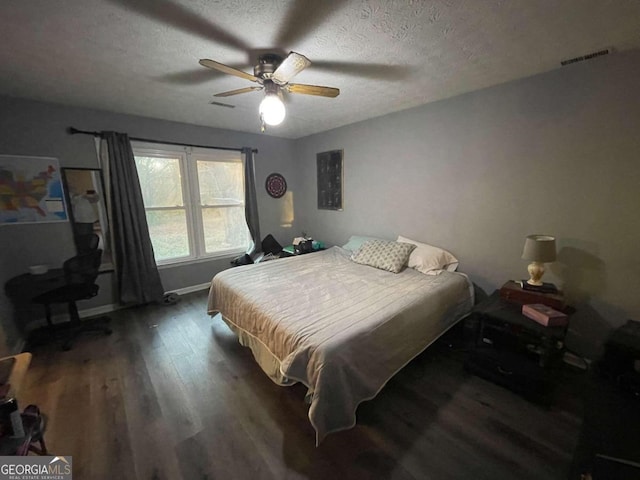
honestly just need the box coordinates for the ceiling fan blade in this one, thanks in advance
[214,86,263,97]
[287,83,340,98]
[272,52,311,85]
[275,0,346,48]
[157,62,249,85]
[199,59,258,82]
[107,0,250,52]
[158,69,217,85]
[311,61,414,81]
[209,100,235,109]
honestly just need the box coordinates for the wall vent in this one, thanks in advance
[561,49,609,66]
[209,101,235,108]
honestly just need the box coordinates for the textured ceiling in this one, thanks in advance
[1,0,640,139]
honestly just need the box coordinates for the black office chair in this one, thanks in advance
[75,232,99,254]
[32,245,112,351]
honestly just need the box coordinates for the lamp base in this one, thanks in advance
[527,261,545,286]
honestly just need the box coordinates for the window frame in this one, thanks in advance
[132,141,249,266]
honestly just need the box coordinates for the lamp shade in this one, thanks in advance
[522,235,556,262]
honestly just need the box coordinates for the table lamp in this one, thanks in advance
[521,234,556,286]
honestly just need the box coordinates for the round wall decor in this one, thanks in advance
[265,173,287,198]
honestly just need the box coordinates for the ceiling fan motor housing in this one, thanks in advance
[262,79,280,96]
[254,54,283,80]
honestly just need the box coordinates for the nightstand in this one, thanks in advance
[464,291,571,405]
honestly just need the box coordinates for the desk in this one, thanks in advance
[5,270,65,303]
[5,270,65,331]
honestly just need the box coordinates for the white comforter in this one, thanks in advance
[207,246,473,443]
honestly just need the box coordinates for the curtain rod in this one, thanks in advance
[67,127,258,154]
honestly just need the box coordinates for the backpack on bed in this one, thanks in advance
[261,234,283,256]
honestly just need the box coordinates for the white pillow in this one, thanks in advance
[397,235,459,275]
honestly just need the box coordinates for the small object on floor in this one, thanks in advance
[162,292,181,306]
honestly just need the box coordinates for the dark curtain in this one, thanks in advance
[103,131,165,305]
[243,147,261,254]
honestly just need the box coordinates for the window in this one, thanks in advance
[132,142,250,265]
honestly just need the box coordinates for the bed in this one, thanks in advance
[207,245,474,444]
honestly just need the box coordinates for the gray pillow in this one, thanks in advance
[350,240,416,273]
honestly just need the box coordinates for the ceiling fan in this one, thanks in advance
[199,51,340,131]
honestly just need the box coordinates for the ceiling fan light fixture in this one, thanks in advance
[259,82,286,126]
[201,53,339,132]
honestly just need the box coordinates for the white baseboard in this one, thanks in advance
[21,283,210,335]
[77,281,211,316]
[167,282,211,296]
[77,282,209,318]
[45,303,121,325]
[78,303,122,319]
[24,303,122,332]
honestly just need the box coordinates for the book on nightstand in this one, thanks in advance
[518,280,558,294]
[522,304,568,327]
[500,281,567,311]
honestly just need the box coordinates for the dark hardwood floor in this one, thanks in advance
[20,290,584,479]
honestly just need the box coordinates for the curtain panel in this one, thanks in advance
[242,147,261,255]
[102,131,165,305]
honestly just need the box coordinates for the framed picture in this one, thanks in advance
[0,155,69,225]
[317,149,343,211]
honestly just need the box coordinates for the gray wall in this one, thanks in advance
[0,97,298,355]
[2,49,639,358]
[294,50,640,358]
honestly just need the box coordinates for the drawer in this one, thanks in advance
[478,321,563,368]
[465,348,555,404]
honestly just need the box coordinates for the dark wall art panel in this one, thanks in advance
[317,149,343,211]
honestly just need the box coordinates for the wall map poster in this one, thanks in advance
[317,149,343,211]
[0,155,69,225]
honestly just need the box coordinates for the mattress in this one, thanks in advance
[207,246,473,443]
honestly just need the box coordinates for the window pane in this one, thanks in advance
[198,161,244,206]
[135,156,184,207]
[146,209,190,261]
[202,206,250,253]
